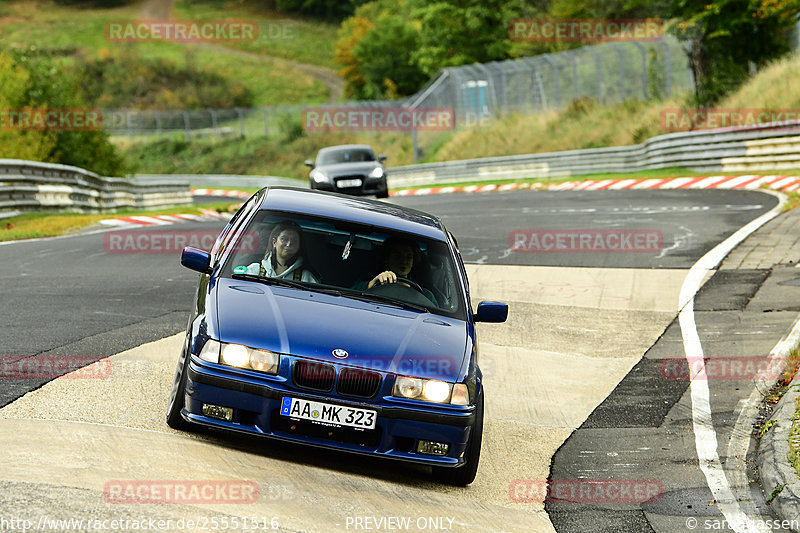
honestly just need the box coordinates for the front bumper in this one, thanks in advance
[311,176,387,196]
[183,357,476,467]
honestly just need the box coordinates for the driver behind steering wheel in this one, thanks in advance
[358,236,438,305]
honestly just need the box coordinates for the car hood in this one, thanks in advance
[214,278,467,381]
[316,162,381,176]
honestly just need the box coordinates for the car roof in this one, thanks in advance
[317,144,375,153]
[259,187,448,241]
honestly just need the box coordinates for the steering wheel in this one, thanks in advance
[394,277,425,295]
[368,276,427,296]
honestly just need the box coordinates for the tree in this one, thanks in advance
[274,0,370,20]
[335,15,375,99]
[353,14,427,99]
[0,52,57,162]
[410,0,510,77]
[669,0,800,105]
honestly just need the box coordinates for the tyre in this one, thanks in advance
[166,341,195,431]
[432,392,483,486]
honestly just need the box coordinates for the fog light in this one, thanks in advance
[202,403,233,422]
[417,440,449,456]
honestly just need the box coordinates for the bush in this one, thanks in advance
[76,49,254,110]
[277,112,305,143]
[2,49,128,176]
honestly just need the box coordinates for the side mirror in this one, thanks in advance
[304,160,315,169]
[378,154,387,163]
[474,301,508,323]
[181,247,212,274]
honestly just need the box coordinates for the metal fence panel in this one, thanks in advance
[103,36,693,160]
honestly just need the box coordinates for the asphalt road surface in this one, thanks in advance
[0,189,788,532]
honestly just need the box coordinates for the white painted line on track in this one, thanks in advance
[679,190,787,533]
[726,313,800,525]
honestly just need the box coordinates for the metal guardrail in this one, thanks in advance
[387,121,800,187]
[0,159,192,213]
[132,174,305,189]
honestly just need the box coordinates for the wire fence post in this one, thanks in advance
[155,112,162,139]
[235,107,245,137]
[630,41,648,99]
[609,43,626,101]
[208,108,219,138]
[661,39,672,98]
[181,111,191,142]
[562,50,579,102]
[541,54,561,109]
[583,46,602,102]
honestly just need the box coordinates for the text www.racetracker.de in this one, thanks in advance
[0,515,281,531]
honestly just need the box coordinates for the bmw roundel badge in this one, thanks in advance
[332,348,349,359]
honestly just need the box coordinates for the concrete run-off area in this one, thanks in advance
[0,264,689,531]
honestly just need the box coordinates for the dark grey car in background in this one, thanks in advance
[305,144,389,198]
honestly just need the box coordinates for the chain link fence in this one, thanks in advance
[105,35,693,158]
[408,34,692,127]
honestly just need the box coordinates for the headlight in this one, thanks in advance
[198,339,220,363]
[369,167,384,178]
[249,348,280,373]
[221,344,250,368]
[198,339,280,375]
[310,169,329,183]
[393,376,464,404]
[394,377,423,398]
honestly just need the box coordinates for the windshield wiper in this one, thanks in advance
[231,273,343,296]
[343,290,430,313]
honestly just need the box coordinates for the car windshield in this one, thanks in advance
[317,148,376,165]
[220,210,465,319]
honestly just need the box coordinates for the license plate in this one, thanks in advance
[280,397,376,430]
[337,179,362,188]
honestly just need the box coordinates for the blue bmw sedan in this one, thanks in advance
[167,187,507,485]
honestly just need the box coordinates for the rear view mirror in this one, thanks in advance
[181,247,212,274]
[304,160,315,168]
[474,301,508,323]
